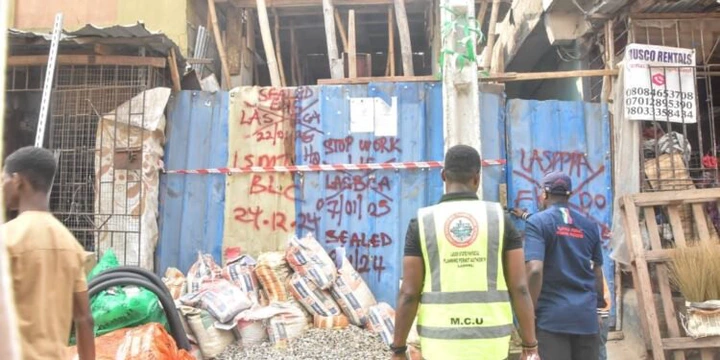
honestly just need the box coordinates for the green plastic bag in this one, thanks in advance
[70,250,168,345]
[87,249,120,281]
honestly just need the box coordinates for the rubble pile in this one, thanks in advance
[217,326,391,360]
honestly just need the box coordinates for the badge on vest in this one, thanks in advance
[444,213,479,248]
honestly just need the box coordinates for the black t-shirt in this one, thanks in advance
[404,192,524,257]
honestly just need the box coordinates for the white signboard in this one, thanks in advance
[623,44,696,123]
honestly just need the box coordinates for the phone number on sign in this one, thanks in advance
[625,97,694,109]
[626,105,693,119]
[625,87,695,100]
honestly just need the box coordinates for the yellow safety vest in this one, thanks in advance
[417,200,513,360]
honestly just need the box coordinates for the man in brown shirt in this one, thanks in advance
[3,147,95,359]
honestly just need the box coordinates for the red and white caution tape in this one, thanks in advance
[164,159,506,175]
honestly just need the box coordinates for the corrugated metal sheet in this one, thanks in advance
[156,91,229,274]
[296,83,446,306]
[640,0,719,13]
[505,100,616,321]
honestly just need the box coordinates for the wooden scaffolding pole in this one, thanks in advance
[207,0,232,89]
[348,10,357,78]
[393,0,414,76]
[256,0,281,86]
[322,0,344,79]
[481,0,500,70]
[334,9,349,52]
[273,10,287,86]
[386,7,395,76]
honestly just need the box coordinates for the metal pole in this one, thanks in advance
[35,13,63,148]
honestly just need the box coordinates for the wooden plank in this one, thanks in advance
[323,0,344,79]
[668,205,689,247]
[608,331,625,341]
[481,0,501,69]
[186,58,215,65]
[273,10,287,86]
[290,24,299,86]
[692,203,711,243]
[388,6,396,76]
[631,189,720,207]
[614,263,623,331]
[226,0,427,6]
[621,197,666,360]
[476,0,488,32]
[644,207,686,360]
[662,336,720,350]
[318,75,435,84]
[208,0,233,89]
[168,49,182,92]
[7,55,166,68]
[393,0,414,76]
[700,350,715,360]
[348,10,357,78]
[227,6,244,75]
[630,12,720,20]
[334,9,349,52]
[244,9,257,85]
[257,0,282,86]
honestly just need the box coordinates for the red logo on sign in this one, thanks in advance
[651,73,666,86]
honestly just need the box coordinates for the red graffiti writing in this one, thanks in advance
[512,148,611,238]
[325,174,391,193]
[297,211,321,233]
[233,153,292,168]
[328,248,387,281]
[233,206,296,232]
[324,137,354,154]
[250,174,296,201]
[520,149,596,177]
[358,137,402,154]
[325,230,393,248]
[317,193,392,226]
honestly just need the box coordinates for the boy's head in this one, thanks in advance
[3,146,56,210]
[442,145,482,191]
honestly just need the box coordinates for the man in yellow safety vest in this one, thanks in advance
[392,145,539,360]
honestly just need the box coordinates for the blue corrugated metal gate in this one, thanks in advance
[505,99,614,322]
[157,87,612,316]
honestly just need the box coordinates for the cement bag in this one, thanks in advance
[176,303,197,344]
[288,272,342,317]
[183,307,235,359]
[163,267,187,300]
[255,252,292,302]
[286,233,337,289]
[368,303,396,346]
[267,303,308,348]
[187,252,222,294]
[313,314,350,330]
[222,255,260,303]
[330,248,377,326]
[115,323,185,359]
[199,279,253,323]
[237,319,268,348]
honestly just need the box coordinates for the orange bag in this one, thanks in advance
[66,323,189,360]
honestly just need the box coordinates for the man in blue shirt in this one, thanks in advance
[524,171,606,360]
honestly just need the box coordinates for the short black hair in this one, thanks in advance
[444,145,481,183]
[4,146,57,192]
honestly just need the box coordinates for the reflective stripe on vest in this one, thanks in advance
[417,200,513,360]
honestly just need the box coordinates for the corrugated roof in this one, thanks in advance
[8,22,181,60]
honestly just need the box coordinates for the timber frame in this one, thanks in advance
[620,189,720,360]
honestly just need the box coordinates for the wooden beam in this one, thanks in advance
[244,9,257,85]
[273,10,287,86]
[393,0,414,76]
[629,189,720,207]
[317,69,623,85]
[476,0,489,34]
[323,0,344,79]
[168,48,182,92]
[662,336,720,351]
[389,6,395,76]
[290,24,299,86]
[334,9,349,52]
[482,0,501,70]
[208,0,232,89]
[630,12,720,20]
[7,55,166,68]
[224,0,426,6]
[227,6,244,75]
[348,10,357,78]
[257,0,282,86]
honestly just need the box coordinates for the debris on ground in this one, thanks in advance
[216,326,391,360]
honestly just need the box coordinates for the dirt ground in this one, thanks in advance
[607,338,648,360]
